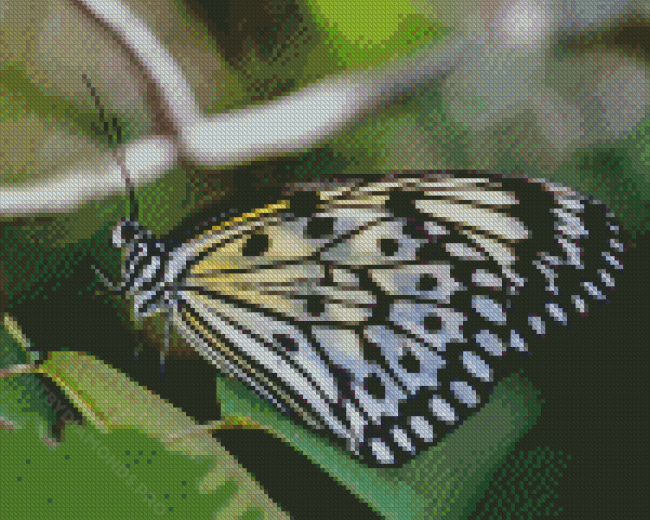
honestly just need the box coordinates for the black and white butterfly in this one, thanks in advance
[95,165,624,467]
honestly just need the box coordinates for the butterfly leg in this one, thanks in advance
[159,316,172,381]
[91,264,127,295]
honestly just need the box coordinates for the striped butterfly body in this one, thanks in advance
[104,170,623,466]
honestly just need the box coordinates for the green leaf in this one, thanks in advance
[0,425,267,519]
[32,351,290,519]
[307,0,447,70]
[1,315,56,441]
[216,370,543,520]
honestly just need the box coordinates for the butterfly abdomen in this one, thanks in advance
[158,171,623,466]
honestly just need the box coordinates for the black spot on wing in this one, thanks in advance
[242,233,270,257]
[417,273,438,292]
[399,349,420,374]
[364,373,386,400]
[305,216,335,239]
[283,189,322,218]
[423,314,443,333]
[305,296,326,316]
[379,238,399,257]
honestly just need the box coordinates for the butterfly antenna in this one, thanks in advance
[81,74,138,222]
[83,73,107,139]
[82,74,131,296]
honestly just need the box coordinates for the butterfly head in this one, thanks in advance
[112,217,145,250]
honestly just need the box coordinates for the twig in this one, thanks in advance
[0,0,646,217]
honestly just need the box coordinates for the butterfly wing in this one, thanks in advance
[171,172,623,465]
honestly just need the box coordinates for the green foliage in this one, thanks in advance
[0,325,56,441]
[473,446,570,519]
[574,142,650,240]
[0,426,226,519]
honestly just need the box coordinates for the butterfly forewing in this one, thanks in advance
[154,172,624,466]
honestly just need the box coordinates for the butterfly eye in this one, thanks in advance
[123,225,139,242]
[242,233,270,257]
[112,221,139,248]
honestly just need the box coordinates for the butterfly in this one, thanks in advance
[93,169,624,466]
[86,78,625,467]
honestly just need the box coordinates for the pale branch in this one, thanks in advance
[0,0,646,217]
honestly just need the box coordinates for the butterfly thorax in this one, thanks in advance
[113,219,180,319]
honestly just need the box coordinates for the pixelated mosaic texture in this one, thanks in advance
[1,1,648,519]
